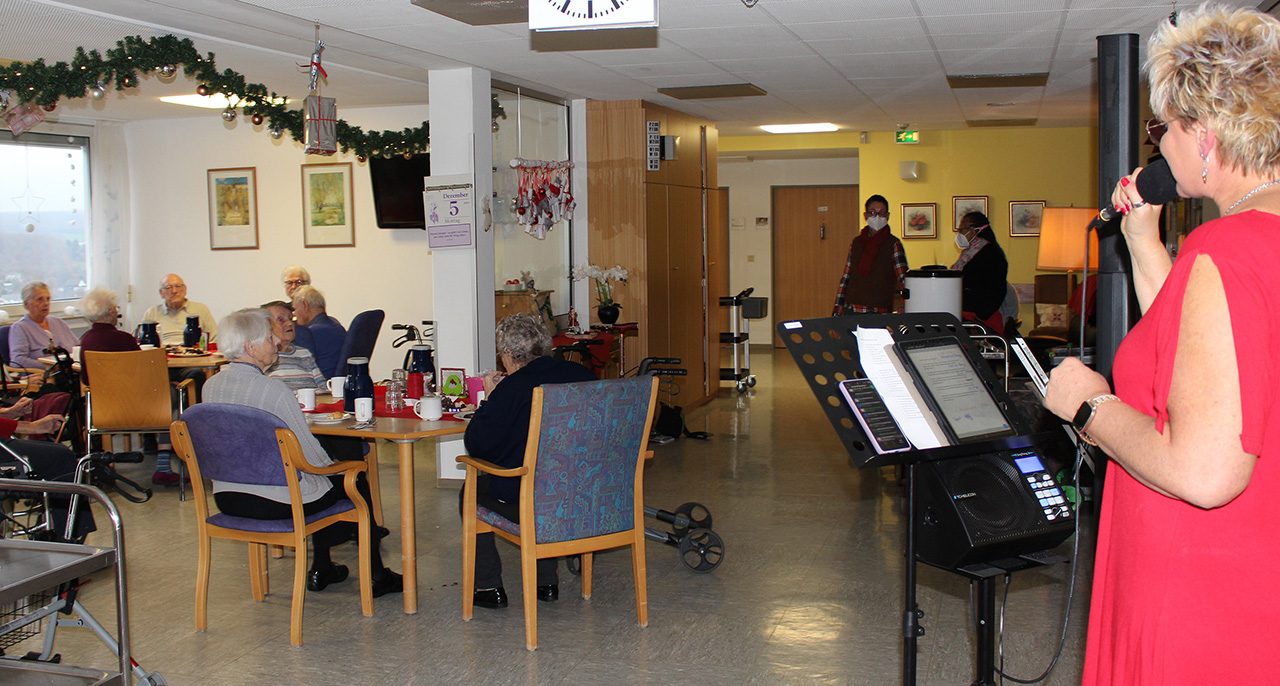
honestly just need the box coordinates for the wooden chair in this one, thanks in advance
[459,375,659,650]
[171,403,374,647]
[83,349,193,496]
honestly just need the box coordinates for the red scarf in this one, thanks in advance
[856,226,891,275]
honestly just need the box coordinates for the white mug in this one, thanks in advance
[414,395,443,421]
[327,377,345,399]
[139,344,156,350]
[296,388,316,411]
[355,397,374,422]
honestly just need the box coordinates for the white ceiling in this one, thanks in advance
[0,0,1263,136]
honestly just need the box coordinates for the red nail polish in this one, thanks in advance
[1121,177,1131,187]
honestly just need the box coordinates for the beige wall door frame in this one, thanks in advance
[771,185,860,347]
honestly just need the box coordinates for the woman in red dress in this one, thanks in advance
[1044,6,1280,684]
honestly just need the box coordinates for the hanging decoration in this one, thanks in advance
[0,34,516,157]
[510,158,575,239]
[304,95,337,155]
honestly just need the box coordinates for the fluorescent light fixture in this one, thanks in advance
[760,123,838,134]
[160,94,287,109]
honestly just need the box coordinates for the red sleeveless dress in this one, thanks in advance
[1083,211,1280,684]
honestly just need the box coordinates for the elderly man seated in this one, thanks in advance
[460,312,596,609]
[0,398,96,542]
[9,281,79,370]
[203,310,401,596]
[78,288,140,386]
[281,265,311,299]
[291,286,346,378]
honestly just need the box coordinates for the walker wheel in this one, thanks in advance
[678,528,724,573]
[566,554,581,576]
[671,502,713,536]
[736,380,748,392]
[746,376,757,388]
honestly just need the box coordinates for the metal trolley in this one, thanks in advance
[719,288,768,392]
[0,478,163,686]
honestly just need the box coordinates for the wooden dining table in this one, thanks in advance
[39,351,229,373]
[308,407,467,614]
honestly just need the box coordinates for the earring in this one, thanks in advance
[1202,152,1209,183]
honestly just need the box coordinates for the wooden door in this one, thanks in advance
[771,185,860,346]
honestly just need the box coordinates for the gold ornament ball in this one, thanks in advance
[221,107,237,122]
[196,84,210,96]
[158,64,177,78]
[251,113,264,126]
[356,155,367,163]
[42,103,56,112]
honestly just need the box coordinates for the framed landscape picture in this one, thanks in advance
[302,162,355,247]
[1010,201,1046,236]
[901,203,937,239]
[207,167,258,250]
[953,195,988,229]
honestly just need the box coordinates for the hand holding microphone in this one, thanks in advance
[1101,157,1178,221]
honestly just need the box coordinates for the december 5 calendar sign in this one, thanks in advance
[424,173,475,249]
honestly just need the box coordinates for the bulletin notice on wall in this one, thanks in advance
[423,172,476,249]
[646,121,661,171]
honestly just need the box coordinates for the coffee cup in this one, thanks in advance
[414,395,443,421]
[296,388,316,411]
[327,377,345,399]
[355,397,374,422]
[139,344,156,350]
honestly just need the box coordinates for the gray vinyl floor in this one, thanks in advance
[7,349,1094,685]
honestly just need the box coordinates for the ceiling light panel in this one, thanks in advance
[760,123,839,134]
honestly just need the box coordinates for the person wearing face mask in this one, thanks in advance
[833,195,909,314]
[950,211,1009,334]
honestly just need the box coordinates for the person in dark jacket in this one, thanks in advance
[951,211,1009,333]
[461,312,596,610]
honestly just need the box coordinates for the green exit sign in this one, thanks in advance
[895,130,920,144]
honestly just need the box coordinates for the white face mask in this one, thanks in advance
[866,216,889,231]
[955,232,971,250]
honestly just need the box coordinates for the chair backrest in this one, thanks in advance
[84,349,173,430]
[178,403,291,486]
[333,309,384,377]
[0,325,10,366]
[527,376,658,544]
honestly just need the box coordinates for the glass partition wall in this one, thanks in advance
[491,88,573,318]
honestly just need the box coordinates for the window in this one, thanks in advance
[0,131,91,305]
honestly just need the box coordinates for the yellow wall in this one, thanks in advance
[722,126,1099,322]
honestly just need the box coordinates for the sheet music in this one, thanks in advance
[855,327,947,449]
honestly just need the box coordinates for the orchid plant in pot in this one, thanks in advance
[572,264,628,326]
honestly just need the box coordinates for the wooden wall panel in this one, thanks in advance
[644,185,669,365]
[667,184,706,404]
[587,100,647,343]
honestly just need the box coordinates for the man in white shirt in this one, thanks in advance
[142,273,218,346]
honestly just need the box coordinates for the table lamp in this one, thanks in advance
[1037,206,1099,290]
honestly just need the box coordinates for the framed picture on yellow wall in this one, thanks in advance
[1009,201,1045,236]
[901,203,937,239]
[952,195,988,229]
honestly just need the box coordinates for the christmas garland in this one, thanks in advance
[0,34,505,159]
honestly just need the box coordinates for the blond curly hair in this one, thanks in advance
[1147,4,1280,176]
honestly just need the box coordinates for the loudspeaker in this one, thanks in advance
[899,160,921,180]
[914,451,1074,569]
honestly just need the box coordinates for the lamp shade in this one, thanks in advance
[1037,207,1099,271]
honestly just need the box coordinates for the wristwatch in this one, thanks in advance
[1071,394,1121,446]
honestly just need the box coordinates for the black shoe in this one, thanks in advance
[537,584,559,602]
[473,587,508,609]
[371,569,403,598]
[307,563,349,592]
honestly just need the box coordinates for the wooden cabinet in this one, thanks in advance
[587,100,725,408]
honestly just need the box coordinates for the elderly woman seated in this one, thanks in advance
[9,281,79,370]
[78,288,141,386]
[202,309,401,597]
[260,301,326,393]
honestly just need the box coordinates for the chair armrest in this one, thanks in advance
[644,450,655,460]
[172,378,196,408]
[296,459,367,476]
[456,454,526,477]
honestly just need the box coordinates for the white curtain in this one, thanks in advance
[89,121,132,316]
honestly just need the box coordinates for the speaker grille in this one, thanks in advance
[935,456,1034,542]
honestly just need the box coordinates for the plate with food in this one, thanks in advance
[166,346,211,358]
[306,411,352,424]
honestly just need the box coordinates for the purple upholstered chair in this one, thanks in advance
[458,375,659,650]
[170,403,373,646]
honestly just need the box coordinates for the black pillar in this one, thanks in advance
[1094,34,1142,379]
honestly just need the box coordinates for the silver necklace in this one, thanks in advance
[1226,178,1280,214]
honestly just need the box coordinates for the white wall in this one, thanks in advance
[123,104,433,378]
[717,156,859,341]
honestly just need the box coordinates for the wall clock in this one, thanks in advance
[529,0,658,31]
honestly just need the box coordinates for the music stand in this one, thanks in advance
[778,313,1064,686]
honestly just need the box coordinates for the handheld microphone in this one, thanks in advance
[1098,157,1178,222]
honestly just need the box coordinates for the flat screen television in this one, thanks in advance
[369,154,431,229]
